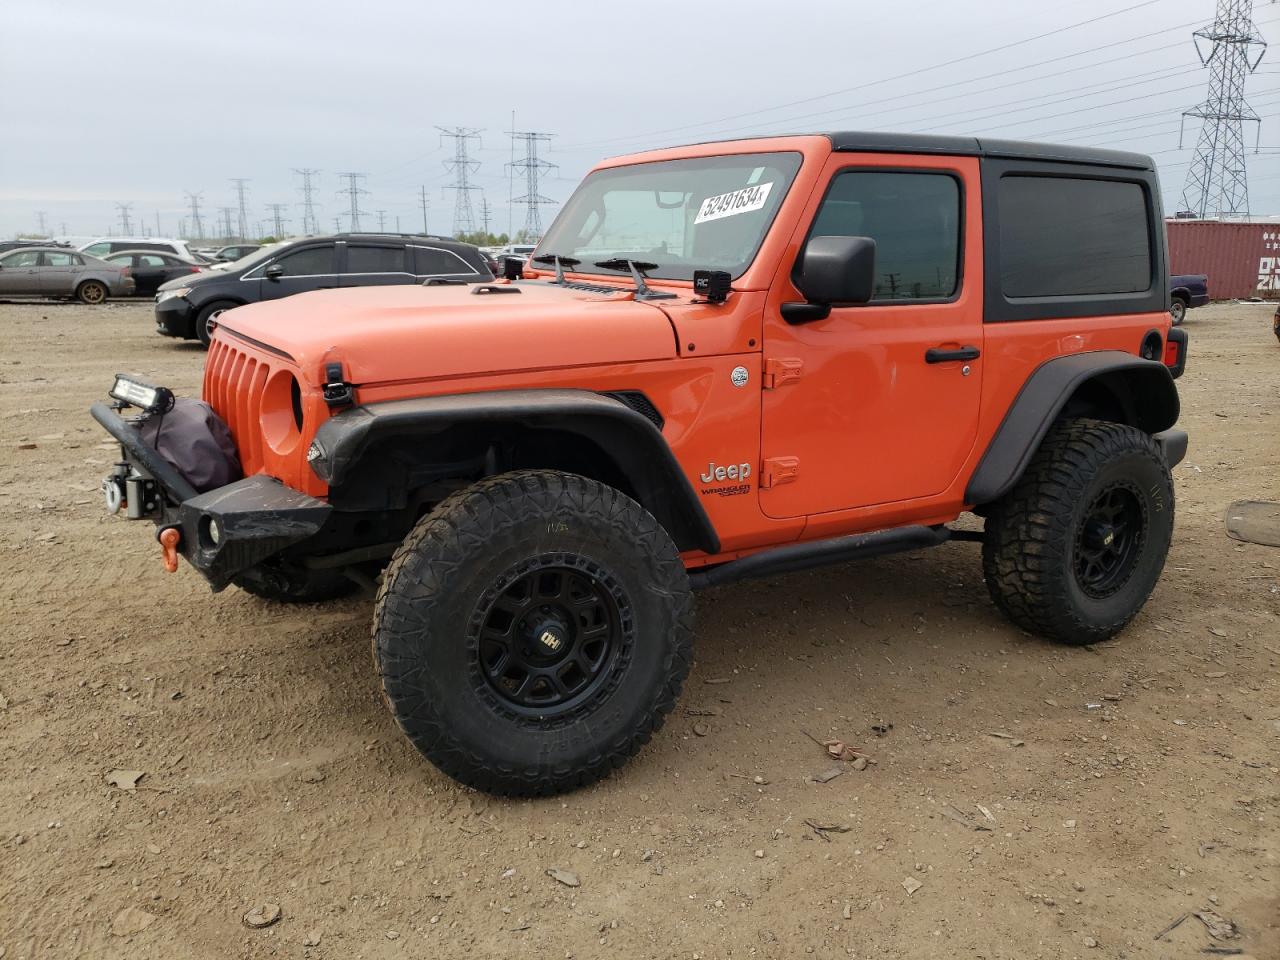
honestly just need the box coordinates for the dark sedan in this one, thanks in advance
[154,232,492,346]
[105,250,205,297]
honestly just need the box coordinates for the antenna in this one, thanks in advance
[336,172,369,231]
[1179,0,1268,218]
[185,192,205,240]
[506,131,557,240]
[294,168,321,235]
[230,179,250,241]
[437,126,483,236]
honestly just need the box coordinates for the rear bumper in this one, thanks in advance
[155,296,196,338]
[1153,429,1188,469]
[91,401,330,590]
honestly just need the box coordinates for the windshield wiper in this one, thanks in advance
[591,258,673,300]
[531,254,581,284]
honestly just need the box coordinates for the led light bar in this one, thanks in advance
[110,374,175,414]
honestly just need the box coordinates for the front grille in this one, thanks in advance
[204,336,271,477]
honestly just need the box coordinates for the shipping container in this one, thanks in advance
[1166,219,1280,301]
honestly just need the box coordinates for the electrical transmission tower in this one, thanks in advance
[376,210,388,232]
[1179,0,1267,218]
[115,203,133,235]
[35,211,47,236]
[437,126,482,236]
[336,172,369,231]
[294,168,321,234]
[218,207,235,241]
[267,203,290,238]
[185,192,205,239]
[230,179,251,240]
[507,131,557,240]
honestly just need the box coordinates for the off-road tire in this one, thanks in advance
[982,418,1174,645]
[372,470,694,796]
[1169,297,1187,325]
[196,301,236,348]
[233,562,357,603]
[77,280,107,305]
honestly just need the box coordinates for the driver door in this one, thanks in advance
[759,156,984,519]
[258,242,337,302]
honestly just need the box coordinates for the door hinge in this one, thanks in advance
[760,456,800,489]
[763,357,803,389]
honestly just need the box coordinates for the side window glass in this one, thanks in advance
[43,252,75,266]
[273,245,335,276]
[807,170,961,301]
[84,242,110,257]
[346,245,407,274]
[414,246,479,276]
[3,251,41,267]
[140,255,166,267]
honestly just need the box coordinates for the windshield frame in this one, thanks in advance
[535,151,805,284]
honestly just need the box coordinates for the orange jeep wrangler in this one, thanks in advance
[93,133,1189,796]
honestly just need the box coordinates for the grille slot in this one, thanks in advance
[203,338,273,478]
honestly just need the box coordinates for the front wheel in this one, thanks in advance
[372,471,694,796]
[77,280,107,304]
[195,301,236,348]
[982,418,1174,645]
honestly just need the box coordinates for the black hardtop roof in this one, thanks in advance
[823,131,1153,170]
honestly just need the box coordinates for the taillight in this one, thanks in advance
[190,266,201,273]
[1165,327,1188,379]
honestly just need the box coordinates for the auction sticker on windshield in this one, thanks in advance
[694,182,774,224]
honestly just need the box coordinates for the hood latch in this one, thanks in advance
[323,362,354,409]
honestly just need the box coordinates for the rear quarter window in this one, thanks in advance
[998,175,1151,298]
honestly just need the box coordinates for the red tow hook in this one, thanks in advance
[157,526,181,573]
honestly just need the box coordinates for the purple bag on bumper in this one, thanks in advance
[136,397,243,493]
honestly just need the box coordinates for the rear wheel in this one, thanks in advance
[1169,297,1187,325]
[196,301,236,348]
[77,280,107,305]
[982,418,1174,645]
[372,470,694,796]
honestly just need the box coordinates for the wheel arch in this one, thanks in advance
[966,351,1179,505]
[309,389,721,555]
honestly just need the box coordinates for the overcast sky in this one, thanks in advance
[3,0,1279,241]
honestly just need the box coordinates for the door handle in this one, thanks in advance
[925,345,981,364]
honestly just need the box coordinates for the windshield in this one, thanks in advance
[536,152,803,282]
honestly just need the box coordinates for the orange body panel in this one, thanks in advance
[204,134,1172,567]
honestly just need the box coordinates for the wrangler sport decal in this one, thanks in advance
[694,182,774,224]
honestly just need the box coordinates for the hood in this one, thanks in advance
[158,269,225,292]
[214,281,680,385]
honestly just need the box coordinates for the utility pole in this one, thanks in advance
[437,126,482,236]
[115,203,134,235]
[507,131,557,240]
[267,203,290,238]
[155,211,162,236]
[419,185,431,234]
[479,195,492,236]
[294,167,321,235]
[336,172,369,231]
[219,206,235,242]
[230,179,251,241]
[1179,0,1267,218]
[185,191,205,240]
[35,211,47,236]
[59,222,67,236]
[376,209,388,232]
[333,216,343,233]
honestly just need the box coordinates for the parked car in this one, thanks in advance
[78,237,200,262]
[104,250,204,297]
[494,242,537,275]
[0,246,133,302]
[95,131,1188,797]
[212,244,260,262]
[153,233,492,346]
[1169,274,1208,324]
[0,239,67,254]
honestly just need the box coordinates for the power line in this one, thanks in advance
[185,191,205,240]
[230,179,250,242]
[294,168,321,235]
[267,203,290,238]
[437,126,482,236]
[507,131,557,239]
[1180,0,1269,217]
[336,172,369,231]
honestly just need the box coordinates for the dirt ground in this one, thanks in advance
[0,299,1277,959]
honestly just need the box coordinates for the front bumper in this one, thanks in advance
[91,401,330,590]
[154,296,196,338]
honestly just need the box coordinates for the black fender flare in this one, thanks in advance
[965,351,1180,505]
[308,389,720,555]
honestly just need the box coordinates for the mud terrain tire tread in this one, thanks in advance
[982,418,1174,646]
[372,470,694,797]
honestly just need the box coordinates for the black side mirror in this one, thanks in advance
[264,263,284,279]
[784,235,876,324]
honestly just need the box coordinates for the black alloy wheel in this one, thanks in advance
[1073,482,1146,599]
